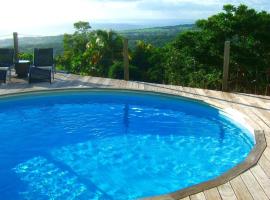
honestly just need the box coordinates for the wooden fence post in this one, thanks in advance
[123,38,129,81]
[222,41,230,92]
[13,32,19,62]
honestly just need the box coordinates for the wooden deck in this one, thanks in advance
[1,73,270,200]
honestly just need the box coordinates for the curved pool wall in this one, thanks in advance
[0,89,256,200]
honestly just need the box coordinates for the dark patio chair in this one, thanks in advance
[29,48,55,84]
[0,48,14,83]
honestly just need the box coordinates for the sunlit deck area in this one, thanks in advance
[1,73,270,200]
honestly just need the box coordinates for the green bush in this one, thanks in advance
[18,53,33,64]
[108,61,141,81]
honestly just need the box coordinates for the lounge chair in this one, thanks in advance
[29,48,55,84]
[0,48,14,83]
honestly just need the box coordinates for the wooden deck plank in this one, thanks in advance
[217,183,237,200]
[190,192,206,200]
[241,170,269,200]
[251,165,270,199]
[180,197,191,200]
[230,176,253,200]
[259,155,270,178]
[203,188,222,200]
[233,95,270,131]
[263,147,270,162]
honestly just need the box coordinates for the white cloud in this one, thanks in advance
[0,0,269,36]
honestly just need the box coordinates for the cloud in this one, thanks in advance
[135,0,270,13]
[136,0,216,11]
[89,0,140,1]
[0,0,269,36]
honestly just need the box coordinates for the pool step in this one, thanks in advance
[13,156,108,200]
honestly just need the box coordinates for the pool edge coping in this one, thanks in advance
[0,87,266,200]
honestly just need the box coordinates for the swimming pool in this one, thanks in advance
[0,90,254,200]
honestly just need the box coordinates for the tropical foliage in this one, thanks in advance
[57,4,270,95]
[57,21,123,77]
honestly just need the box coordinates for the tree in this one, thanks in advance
[58,21,92,74]
[164,4,270,93]
[74,21,91,34]
[83,30,124,77]
[57,5,270,95]
[195,4,270,92]
[131,41,155,80]
[108,61,141,80]
[58,22,124,77]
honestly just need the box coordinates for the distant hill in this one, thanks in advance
[0,24,194,55]
[0,35,64,55]
[91,23,147,31]
[120,24,195,48]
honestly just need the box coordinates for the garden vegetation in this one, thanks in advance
[44,5,270,94]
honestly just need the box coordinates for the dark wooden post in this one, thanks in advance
[222,41,230,92]
[123,38,129,81]
[13,32,19,62]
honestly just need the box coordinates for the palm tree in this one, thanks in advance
[85,30,124,77]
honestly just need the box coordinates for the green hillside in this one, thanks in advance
[0,24,194,55]
[120,24,195,48]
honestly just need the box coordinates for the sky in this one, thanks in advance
[0,0,269,37]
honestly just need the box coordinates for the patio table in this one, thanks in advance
[15,60,30,78]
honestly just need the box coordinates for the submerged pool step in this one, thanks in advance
[13,156,108,200]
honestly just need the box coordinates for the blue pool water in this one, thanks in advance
[0,90,254,200]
